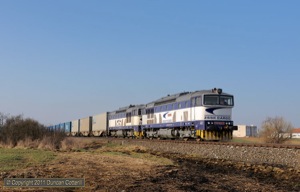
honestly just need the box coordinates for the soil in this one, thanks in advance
[1,141,299,192]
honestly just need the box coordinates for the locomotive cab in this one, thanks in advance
[198,88,238,140]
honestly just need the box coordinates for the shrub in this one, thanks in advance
[0,114,65,150]
[259,116,293,144]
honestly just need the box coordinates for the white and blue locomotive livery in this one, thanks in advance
[108,104,144,138]
[50,88,237,141]
[141,88,237,141]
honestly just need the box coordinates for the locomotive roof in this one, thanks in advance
[109,104,145,114]
[146,88,232,107]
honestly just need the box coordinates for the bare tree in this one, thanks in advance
[259,116,293,143]
[0,112,9,126]
[0,114,65,149]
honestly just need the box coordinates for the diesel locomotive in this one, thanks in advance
[50,88,238,141]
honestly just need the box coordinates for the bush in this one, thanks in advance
[259,116,293,144]
[0,114,65,150]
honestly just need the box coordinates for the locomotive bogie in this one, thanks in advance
[143,127,196,139]
[110,129,135,138]
[178,128,196,139]
[196,130,233,141]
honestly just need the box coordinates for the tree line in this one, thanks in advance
[0,113,65,149]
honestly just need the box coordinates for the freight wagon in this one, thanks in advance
[92,113,108,136]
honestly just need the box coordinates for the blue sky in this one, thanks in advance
[0,1,299,128]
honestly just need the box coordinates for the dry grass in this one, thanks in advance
[284,138,300,145]
[59,137,174,165]
[1,136,63,151]
[232,137,300,145]
[232,137,265,144]
[60,137,105,151]
[15,137,39,149]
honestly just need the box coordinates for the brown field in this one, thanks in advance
[0,138,299,192]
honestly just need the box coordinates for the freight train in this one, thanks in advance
[49,88,238,141]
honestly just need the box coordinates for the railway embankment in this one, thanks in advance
[110,139,300,170]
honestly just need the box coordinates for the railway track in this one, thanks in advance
[82,137,300,149]
[130,139,300,149]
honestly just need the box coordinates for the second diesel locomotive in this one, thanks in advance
[53,88,238,141]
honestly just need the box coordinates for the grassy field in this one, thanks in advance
[1,138,299,192]
[0,148,56,171]
[0,140,172,173]
[0,137,298,173]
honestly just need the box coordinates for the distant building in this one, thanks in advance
[291,128,300,139]
[233,125,258,137]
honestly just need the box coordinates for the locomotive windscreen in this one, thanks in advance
[204,95,234,106]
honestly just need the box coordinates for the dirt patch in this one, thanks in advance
[129,153,300,192]
[1,141,299,192]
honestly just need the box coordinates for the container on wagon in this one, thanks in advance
[64,121,72,136]
[59,123,65,131]
[54,124,60,131]
[92,112,108,136]
[71,119,80,136]
[79,116,92,136]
